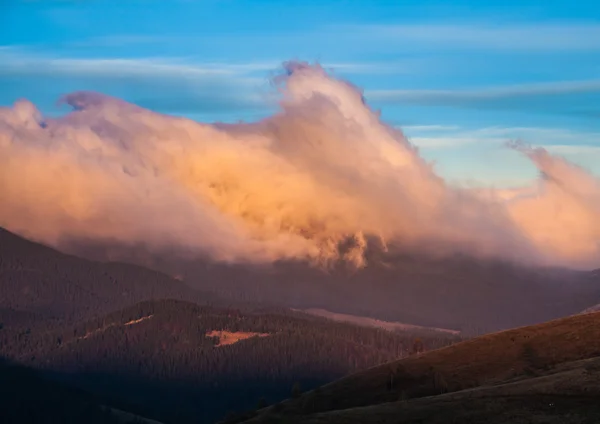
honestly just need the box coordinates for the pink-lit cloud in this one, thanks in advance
[1,62,599,269]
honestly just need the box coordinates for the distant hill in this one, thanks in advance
[7,227,600,333]
[0,227,214,326]
[240,311,600,424]
[295,308,460,335]
[9,299,460,424]
[121,249,600,333]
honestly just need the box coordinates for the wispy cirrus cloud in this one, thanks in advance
[0,46,404,82]
[544,144,600,155]
[0,48,276,116]
[348,23,600,51]
[70,34,172,47]
[367,79,600,117]
[402,125,600,187]
[368,80,600,103]
[402,124,461,132]
[0,47,277,78]
[404,125,600,151]
[0,47,418,117]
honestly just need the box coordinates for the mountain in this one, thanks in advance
[7,299,460,424]
[238,311,600,424]
[0,227,459,423]
[4,226,600,423]
[159,252,600,334]
[0,227,215,326]
[7,227,600,333]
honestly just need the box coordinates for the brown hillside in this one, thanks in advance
[264,356,600,424]
[246,311,600,420]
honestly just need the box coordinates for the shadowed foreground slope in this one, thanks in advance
[0,357,158,424]
[269,359,600,424]
[238,311,600,424]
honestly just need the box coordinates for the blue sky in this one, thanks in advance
[1,0,600,186]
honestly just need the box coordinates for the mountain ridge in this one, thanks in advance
[4,226,600,333]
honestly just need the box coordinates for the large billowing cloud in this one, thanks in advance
[0,62,599,269]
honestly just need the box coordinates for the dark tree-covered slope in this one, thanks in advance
[9,299,460,424]
[0,227,214,325]
[0,357,141,424]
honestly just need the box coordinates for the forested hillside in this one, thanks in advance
[3,299,460,423]
[0,358,130,424]
[0,228,463,423]
[0,227,215,326]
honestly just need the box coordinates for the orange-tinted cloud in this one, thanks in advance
[1,62,598,269]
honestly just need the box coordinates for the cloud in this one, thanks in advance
[405,126,600,149]
[70,35,173,47]
[351,23,600,51]
[1,62,600,270]
[322,62,414,75]
[0,47,276,83]
[368,80,600,103]
[0,49,399,115]
[407,136,478,149]
[545,145,600,155]
[403,127,600,189]
[402,125,461,132]
[0,49,273,115]
[0,55,260,78]
[366,80,600,117]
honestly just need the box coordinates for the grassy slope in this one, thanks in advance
[243,311,600,422]
[278,357,600,424]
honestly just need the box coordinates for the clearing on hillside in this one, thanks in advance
[206,330,270,346]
